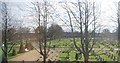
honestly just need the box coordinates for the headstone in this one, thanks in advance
[79,53,82,59]
[111,54,113,59]
[53,45,55,48]
[68,52,70,60]
[100,58,102,61]
[75,53,78,60]
[102,59,104,61]
[113,56,116,61]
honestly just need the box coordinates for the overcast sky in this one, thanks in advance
[1,0,120,32]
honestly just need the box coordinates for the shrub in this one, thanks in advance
[19,42,25,53]
[12,48,16,56]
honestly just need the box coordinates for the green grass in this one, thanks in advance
[47,38,82,48]
[89,56,96,61]
[1,38,118,61]
[70,51,76,61]
[0,48,2,59]
[59,53,68,61]
[48,38,118,61]
[100,55,111,61]
[0,44,20,60]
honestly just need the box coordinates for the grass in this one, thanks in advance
[70,51,76,61]
[48,38,82,48]
[0,44,20,60]
[59,50,117,61]
[0,48,2,60]
[48,38,118,61]
[89,56,96,61]
[1,38,118,61]
[59,53,68,61]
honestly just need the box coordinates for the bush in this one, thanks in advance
[19,42,25,53]
[12,48,16,56]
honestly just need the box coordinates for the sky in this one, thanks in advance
[1,0,120,32]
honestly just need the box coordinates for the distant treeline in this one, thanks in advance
[62,32,117,38]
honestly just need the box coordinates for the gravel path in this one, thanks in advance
[9,42,63,61]
[9,48,63,61]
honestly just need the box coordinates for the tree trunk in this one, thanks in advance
[43,54,46,63]
[2,54,8,63]
[19,42,25,53]
[2,2,8,63]
[83,53,89,63]
[118,1,120,62]
[118,19,120,62]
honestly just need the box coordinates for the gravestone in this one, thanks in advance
[75,53,78,60]
[113,56,116,61]
[79,53,82,59]
[68,52,70,60]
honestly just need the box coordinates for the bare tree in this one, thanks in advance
[16,27,30,53]
[27,1,55,63]
[118,1,120,62]
[60,0,100,62]
[1,2,16,63]
[111,1,120,61]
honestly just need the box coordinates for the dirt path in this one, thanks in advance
[9,48,63,61]
[9,42,64,61]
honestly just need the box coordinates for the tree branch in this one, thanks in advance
[8,43,15,53]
